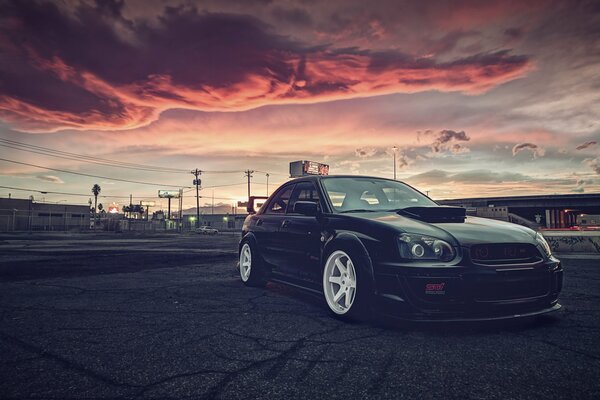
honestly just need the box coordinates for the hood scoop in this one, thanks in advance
[397,206,466,223]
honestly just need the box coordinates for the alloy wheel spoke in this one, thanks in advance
[333,288,344,303]
[329,276,342,285]
[347,261,355,280]
[335,258,346,274]
[344,290,352,308]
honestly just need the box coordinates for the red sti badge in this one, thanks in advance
[425,282,446,295]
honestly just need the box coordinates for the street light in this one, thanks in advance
[266,173,270,196]
[392,146,398,180]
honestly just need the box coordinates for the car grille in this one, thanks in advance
[470,243,542,266]
[472,273,549,301]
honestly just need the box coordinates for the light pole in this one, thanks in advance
[392,146,398,180]
[266,173,270,196]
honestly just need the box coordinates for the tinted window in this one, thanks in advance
[288,182,320,213]
[322,177,436,212]
[266,185,294,214]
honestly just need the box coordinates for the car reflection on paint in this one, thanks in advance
[238,175,563,321]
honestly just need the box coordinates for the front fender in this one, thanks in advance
[240,232,258,253]
[323,231,377,295]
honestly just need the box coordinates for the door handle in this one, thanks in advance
[281,220,290,228]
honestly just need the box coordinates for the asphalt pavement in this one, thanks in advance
[0,232,599,399]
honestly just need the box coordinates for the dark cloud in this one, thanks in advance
[36,175,64,184]
[355,147,378,158]
[0,1,533,131]
[576,141,597,150]
[397,154,410,169]
[431,129,470,153]
[512,142,545,158]
[585,158,600,174]
[271,6,313,26]
[504,27,523,39]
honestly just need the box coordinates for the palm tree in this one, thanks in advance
[92,184,101,213]
[92,184,101,229]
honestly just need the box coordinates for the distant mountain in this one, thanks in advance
[183,203,242,215]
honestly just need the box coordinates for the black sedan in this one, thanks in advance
[238,175,563,321]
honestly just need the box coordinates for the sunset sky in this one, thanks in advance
[0,0,599,210]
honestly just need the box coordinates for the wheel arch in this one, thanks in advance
[239,232,258,253]
[322,231,377,295]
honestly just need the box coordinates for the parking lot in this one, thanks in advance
[0,233,599,399]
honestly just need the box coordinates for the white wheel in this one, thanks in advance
[323,250,357,315]
[240,243,252,282]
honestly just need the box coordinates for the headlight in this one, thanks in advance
[535,232,552,257]
[398,233,456,262]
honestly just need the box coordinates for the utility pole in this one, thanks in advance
[191,169,202,229]
[392,146,398,180]
[244,170,254,200]
[129,194,133,231]
[179,188,183,231]
[266,173,270,196]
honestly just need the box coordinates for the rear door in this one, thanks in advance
[278,181,324,285]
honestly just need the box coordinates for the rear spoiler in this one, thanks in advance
[247,196,269,214]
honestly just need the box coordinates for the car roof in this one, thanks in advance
[283,174,402,185]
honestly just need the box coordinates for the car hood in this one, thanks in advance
[343,212,537,246]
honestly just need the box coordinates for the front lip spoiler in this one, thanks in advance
[377,303,562,323]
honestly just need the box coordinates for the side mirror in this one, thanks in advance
[293,201,319,216]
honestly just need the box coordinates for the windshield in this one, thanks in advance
[321,177,437,213]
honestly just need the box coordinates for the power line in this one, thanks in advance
[0,138,288,176]
[0,184,247,205]
[255,170,288,177]
[183,182,248,194]
[0,185,158,199]
[0,142,190,174]
[0,157,190,188]
[0,138,190,173]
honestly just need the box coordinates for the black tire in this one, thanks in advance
[239,237,267,287]
[322,244,373,321]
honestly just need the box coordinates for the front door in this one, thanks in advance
[255,184,294,276]
[279,181,324,287]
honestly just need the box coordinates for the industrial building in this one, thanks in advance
[0,197,90,231]
[2,192,598,232]
[438,193,600,229]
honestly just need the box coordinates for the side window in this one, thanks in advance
[288,182,320,214]
[266,185,294,214]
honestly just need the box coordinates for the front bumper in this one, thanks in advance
[373,258,563,321]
